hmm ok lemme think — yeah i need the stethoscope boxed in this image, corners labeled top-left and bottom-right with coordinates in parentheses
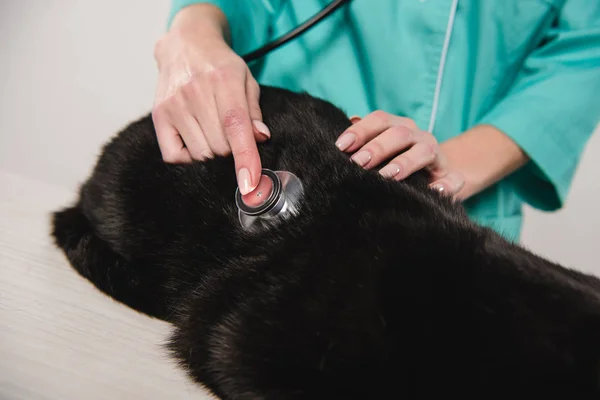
top-left (235, 0), bottom-right (352, 228)
top-left (241, 0), bottom-right (352, 63)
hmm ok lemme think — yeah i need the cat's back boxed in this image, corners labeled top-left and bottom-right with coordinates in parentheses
top-left (75, 85), bottom-right (358, 262)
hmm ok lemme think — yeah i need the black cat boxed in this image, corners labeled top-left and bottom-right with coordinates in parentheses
top-left (51, 85), bottom-right (600, 399)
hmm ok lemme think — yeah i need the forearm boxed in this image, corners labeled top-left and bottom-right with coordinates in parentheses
top-left (440, 125), bottom-right (529, 201)
top-left (167, 1), bottom-right (278, 56)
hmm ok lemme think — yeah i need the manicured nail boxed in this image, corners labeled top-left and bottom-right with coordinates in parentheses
top-left (349, 115), bottom-right (362, 124)
top-left (379, 164), bottom-right (401, 178)
top-left (351, 150), bottom-right (372, 167)
top-left (335, 133), bottom-right (356, 151)
top-left (238, 168), bottom-right (253, 195)
top-left (253, 120), bottom-right (271, 138)
top-left (431, 184), bottom-right (446, 194)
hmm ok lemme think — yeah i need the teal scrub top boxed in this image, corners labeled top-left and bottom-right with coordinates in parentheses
top-left (168, 0), bottom-right (600, 242)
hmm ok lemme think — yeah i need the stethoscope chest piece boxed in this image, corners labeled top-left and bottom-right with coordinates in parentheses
top-left (235, 169), bottom-right (304, 230)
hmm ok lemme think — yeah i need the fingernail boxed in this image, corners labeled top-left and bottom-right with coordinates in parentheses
top-left (238, 168), bottom-right (253, 195)
top-left (253, 120), bottom-right (270, 138)
top-left (349, 115), bottom-right (362, 124)
top-left (335, 133), bottom-right (356, 151)
top-left (351, 150), bottom-right (372, 167)
top-left (379, 164), bottom-right (401, 178)
top-left (430, 184), bottom-right (446, 194)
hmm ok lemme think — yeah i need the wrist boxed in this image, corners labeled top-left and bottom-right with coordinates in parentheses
top-left (439, 124), bottom-right (529, 201)
top-left (155, 4), bottom-right (232, 70)
top-left (169, 3), bottom-right (230, 44)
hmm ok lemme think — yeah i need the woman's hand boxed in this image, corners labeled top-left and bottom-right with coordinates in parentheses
top-left (152, 4), bottom-right (269, 195)
top-left (335, 111), bottom-right (465, 198)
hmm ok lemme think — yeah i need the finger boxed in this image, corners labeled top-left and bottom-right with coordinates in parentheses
top-left (335, 110), bottom-right (415, 153)
top-left (246, 77), bottom-right (270, 143)
top-left (429, 171), bottom-right (466, 198)
top-left (378, 141), bottom-right (439, 181)
top-left (152, 107), bottom-right (192, 164)
top-left (176, 115), bottom-right (213, 161)
top-left (167, 103), bottom-right (213, 161)
top-left (425, 145), bottom-right (450, 181)
top-left (349, 115), bottom-right (362, 124)
top-left (187, 83), bottom-right (231, 157)
top-left (349, 125), bottom-right (415, 169)
top-left (246, 77), bottom-right (262, 122)
top-left (214, 77), bottom-right (262, 195)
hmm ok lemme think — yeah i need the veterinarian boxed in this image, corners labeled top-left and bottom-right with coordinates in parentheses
top-left (152, 0), bottom-right (600, 242)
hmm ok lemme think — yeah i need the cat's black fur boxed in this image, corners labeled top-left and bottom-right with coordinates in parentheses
top-left (51, 85), bottom-right (600, 398)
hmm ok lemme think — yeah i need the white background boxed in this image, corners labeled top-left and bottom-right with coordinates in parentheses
top-left (1, 1), bottom-right (598, 399)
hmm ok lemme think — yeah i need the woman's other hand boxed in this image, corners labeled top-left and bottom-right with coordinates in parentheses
top-left (336, 111), bottom-right (465, 199)
top-left (152, 4), bottom-right (270, 195)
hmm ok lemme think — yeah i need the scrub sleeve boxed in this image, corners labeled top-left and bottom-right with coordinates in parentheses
top-left (478, 0), bottom-right (600, 212)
